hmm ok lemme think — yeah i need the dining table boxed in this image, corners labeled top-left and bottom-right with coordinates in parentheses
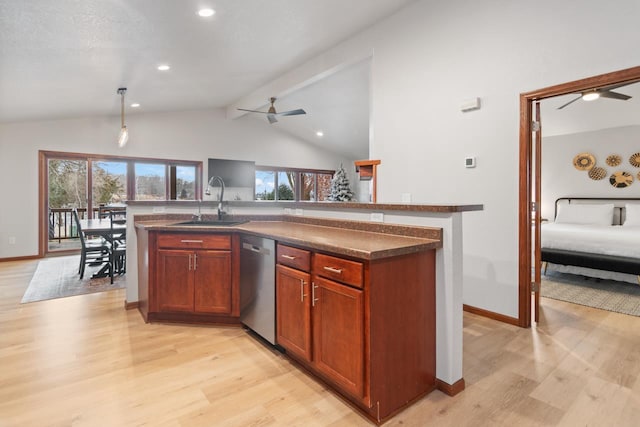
top-left (78, 218), bottom-right (127, 278)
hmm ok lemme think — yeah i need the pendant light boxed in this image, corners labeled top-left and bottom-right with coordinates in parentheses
top-left (117, 87), bottom-right (129, 147)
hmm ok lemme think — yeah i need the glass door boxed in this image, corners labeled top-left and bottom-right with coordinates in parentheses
top-left (47, 158), bottom-right (88, 251)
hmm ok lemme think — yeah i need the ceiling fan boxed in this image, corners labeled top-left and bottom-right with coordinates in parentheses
top-left (238, 97), bottom-right (306, 124)
top-left (557, 82), bottom-right (633, 110)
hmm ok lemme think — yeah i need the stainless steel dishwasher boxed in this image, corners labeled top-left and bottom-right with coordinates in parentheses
top-left (239, 235), bottom-right (276, 344)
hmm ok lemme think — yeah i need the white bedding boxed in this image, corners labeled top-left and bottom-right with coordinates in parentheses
top-left (541, 222), bottom-right (640, 284)
top-left (541, 222), bottom-right (640, 258)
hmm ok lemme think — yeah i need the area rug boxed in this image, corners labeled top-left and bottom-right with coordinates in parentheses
top-left (541, 271), bottom-right (640, 317)
top-left (21, 255), bottom-right (125, 304)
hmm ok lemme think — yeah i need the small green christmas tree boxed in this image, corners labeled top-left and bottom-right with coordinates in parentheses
top-left (328, 164), bottom-right (354, 201)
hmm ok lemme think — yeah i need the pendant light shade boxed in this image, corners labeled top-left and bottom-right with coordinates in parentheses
top-left (117, 88), bottom-right (129, 147)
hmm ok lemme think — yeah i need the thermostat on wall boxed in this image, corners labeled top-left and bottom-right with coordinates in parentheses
top-left (465, 157), bottom-right (476, 168)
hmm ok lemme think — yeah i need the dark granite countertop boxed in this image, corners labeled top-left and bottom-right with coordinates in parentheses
top-left (135, 216), bottom-right (442, 260)
top-left (127, 199), bottom-right (483, 213)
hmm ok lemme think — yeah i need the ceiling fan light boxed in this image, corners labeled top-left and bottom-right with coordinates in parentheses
top-left (198, 8), bottom-right (215, 17)
top-left (582, 92), bottom-right (600, 101)
top-left (118, 126), bottom-right (129, 147)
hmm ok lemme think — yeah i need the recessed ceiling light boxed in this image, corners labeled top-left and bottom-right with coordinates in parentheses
top-left (157, 64), bottom-right (170, 71)
top-left (316, 131), bottom-right (324, 137)
top-left (198, 8), bottom-right (215, 17)
top-left (130, 103), bottom-right (140, 108)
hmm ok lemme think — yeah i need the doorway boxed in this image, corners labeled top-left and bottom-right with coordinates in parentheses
top-left (518, 65), bottom-right (640, 327)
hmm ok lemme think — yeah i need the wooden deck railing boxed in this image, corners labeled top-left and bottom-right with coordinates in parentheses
top-left (48, 207), bottom-right (100, 243)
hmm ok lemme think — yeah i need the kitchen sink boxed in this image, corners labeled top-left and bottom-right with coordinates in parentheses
top-left (174, 220), bottom-right (248, 226)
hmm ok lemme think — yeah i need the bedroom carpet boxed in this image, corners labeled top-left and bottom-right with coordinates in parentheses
top-left (541, 271), bottom-right (640, 317)
top-left (21, 255), bottom-right (125, 304)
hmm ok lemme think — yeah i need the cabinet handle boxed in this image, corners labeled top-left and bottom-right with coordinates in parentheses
top-left (193, 252), bottom-right (198, 270)
top-left (282, 254), bottom-right (296, 260)
top-left (323, 266), bottom-right (343, 274)
top-left (181, 239), bottom-right (203, 243)
top-left (188, 254), bottom-right (192, 271)
top-left (300, 279), bottom-right (307, 302)
top-left (312, 282), bottom-right (319, 307)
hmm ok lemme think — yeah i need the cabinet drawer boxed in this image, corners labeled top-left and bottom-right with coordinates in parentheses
top-left (313, 253), bottom-right (363, 288)
top-left (157, 233), bottom-right (231, 250)
top-left (277, 244), bottom-right (311, 271)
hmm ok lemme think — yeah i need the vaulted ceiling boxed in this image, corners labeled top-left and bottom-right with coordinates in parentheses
top-left (0, 0), bottom-right (416, 158)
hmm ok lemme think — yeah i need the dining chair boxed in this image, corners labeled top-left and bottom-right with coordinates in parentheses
top-left (72, 208), bottom-right (110, 279)
top-left (109, 209), bottom-right (127, 283)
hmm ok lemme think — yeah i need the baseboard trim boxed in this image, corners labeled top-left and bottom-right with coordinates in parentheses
top-left (0, 254), bottom-right (41, 262)
top-left (435, 378), bottom-right (465, 396)
top-left (463, 304), bottom-right (520, 326)
top-left (124, 300), bottom-right (140, 310)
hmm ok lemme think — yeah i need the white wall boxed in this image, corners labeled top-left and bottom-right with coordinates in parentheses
top-left (248, 0), bottom-right (640, 317)
top-left (5, 0), bottom-right (640, 319)
top-left (0, 108), bottom-right (350, 258)
top-left (542, 126), bottom-right (640, 220)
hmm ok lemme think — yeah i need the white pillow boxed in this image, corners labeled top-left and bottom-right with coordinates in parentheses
top-left (555, 203), bottom-right (614, 225)
top-left (623, 204), bottom-right (640, 226)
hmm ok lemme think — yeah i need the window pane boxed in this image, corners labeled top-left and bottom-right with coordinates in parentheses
top-left (276, 171), bottom-right (295, 200)
top-left (317, 173), bottom-right (333, 201)
top-left (175, 165), bottom-right (196, 200)
top-left (93, 161), bottom-right (127, 207)
top-left (48, 159), bottom-right (87, 251)
top-left (255, 171), bottom-right (276, 200)
top-left (300, 173), bottom-right (315, 201)
top-left (135, 163), bottom-right (166, 200)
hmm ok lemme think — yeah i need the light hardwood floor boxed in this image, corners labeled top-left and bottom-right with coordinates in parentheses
top-left (2, 259), bottom-right (640, 426)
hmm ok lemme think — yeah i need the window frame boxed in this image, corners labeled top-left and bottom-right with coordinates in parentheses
top-left (255, 165), bottom-right (334, 202)
top-left (39, 150), bottom-right (202, 256)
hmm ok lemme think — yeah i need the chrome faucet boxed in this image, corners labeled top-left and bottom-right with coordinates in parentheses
top-left (205, 176), bottom-right (225, 220)
top-left (193, 199), bottom-right (203, 222)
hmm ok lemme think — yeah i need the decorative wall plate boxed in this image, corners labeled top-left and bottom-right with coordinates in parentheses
top-left (588, 166), bottom-right (607, 180)
top-left (638, 171), bottom-right (640, 181)
top-left (609, 171), bottom-right (634, 188)
top-left (630, 152), bottom-right (640, 168)
top-left (606, 154), bottom-right (622, 167)
top-left (573, 153), bottom-right (595, 170)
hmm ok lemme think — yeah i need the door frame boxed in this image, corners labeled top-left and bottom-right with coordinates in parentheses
top-left (518, 65), bottom-right (640, 327)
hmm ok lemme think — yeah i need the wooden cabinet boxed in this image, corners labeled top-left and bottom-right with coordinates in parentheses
top-left (276, 244), bottom-right (366, 398)
top-left (312, 275), bottom-right (364, 398)
top-left (276, 264), bottom-right (312, 362)
top-left (276, 242), bottom-right (436, 424)
top-left (141, 231), bottom-right (239, 323)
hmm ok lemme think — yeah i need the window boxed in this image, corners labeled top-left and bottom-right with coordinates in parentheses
top-left (41, 150), bottom-right (202, 254)
top-left (93, 161), bottom-right (127, 205)
top-left (135, 163), bottom-right (166, 201)
top-left (255, 166), bottom-right (334, 201)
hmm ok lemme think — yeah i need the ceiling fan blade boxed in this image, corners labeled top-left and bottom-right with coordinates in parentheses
top-left (598, 90), bottom-right (631, 101)
top-left (557, 95), bottom-right (582, 110)
top-left (267, 114), bottom-right (278, 124)
top-left (237, 108), bottom-right (268, 114)
top-left (277, 109), bottom-right (306, 116)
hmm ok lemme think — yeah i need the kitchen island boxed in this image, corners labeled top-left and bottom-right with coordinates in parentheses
top-left (135, 214), bottom-right (442, 423)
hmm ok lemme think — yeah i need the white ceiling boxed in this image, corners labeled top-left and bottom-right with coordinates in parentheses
top-left (0, 0), bottom-right (413, 158)
top-left (542, 81), bottom-right (640, 137)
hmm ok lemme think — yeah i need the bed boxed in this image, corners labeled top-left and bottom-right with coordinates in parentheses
top-left (541, 197), bottom-right (640, 284)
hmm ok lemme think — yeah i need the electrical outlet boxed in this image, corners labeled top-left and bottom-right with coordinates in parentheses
top-left (283, 208), bottom-right (292, 215)
top-left (401, 193), bottom-right (412, 203)
top-left (370, 213), bottom-right (384, 222)
top-left (295, 209), bottom-right (304, 216)
top-left (8, 236), bottom-right (16, 244)
top-left (152, 206), bottom-right (166, 213)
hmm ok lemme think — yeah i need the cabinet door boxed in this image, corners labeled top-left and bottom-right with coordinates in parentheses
top-left (276, 264), bottom-right (312, 362)
top-left (193, 250), bottom-right (232, 314)
top-left (312, 276), bottom-right (364, 398)
top-left (157, 249), bottom-right (194, 312)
